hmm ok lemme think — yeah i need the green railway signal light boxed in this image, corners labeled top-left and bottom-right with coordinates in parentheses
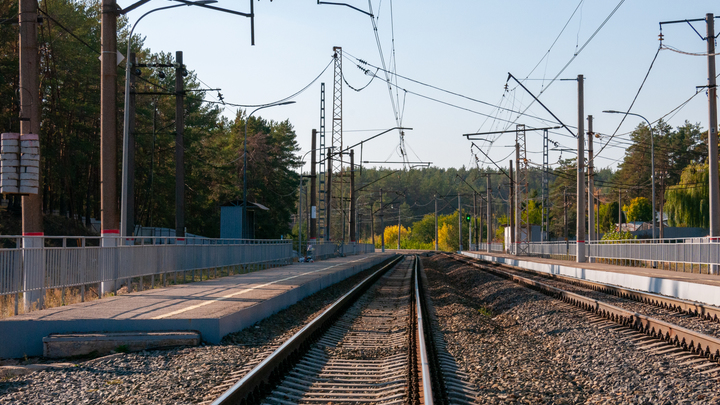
top-left (465, 215), bottom-right (471, 222)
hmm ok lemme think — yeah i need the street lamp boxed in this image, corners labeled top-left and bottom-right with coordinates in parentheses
top-left (242, 101), bottom-right (296, 238)
top-left (120, 0), bottom-right (218, 238)
top-left (298, 146), bottom-right (333, 260)
top-left (603, 110), bottom-right (656, 239)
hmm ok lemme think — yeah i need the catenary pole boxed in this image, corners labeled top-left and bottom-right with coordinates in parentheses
top-left (576, 74), bottom-right (586, 263)
top-left (458, 192), bottom-right (462, 252)
top-left (707, 13), bottom-right (719, 274)
top-left (587, 115), bottom-right (594, 244)
top-left (175, 51), bottom-right (185, 238)
top-left (19, 0), bottom-right (44, 308)
top-left (99, 0), bottom-right (118, 295)
top-left (434, 194), bottom-right (438, 251)
top-left (310, 130), bottom-right (317, 240)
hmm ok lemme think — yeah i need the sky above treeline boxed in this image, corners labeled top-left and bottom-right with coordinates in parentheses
top-left (120, 0), bottom-right (719, 173)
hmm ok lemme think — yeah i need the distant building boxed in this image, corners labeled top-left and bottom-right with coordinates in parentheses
top-left (220, 200), bottom-right (270, 239)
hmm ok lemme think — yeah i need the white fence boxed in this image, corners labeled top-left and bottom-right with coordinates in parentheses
top-left (0, 236), bottom-right (293, 300)
top-left (520, 238), bottom-right (720, 272)
top-left (588, 238), bottom-right (720, 266)
top-left (307, 240), bottom-right (375, 260)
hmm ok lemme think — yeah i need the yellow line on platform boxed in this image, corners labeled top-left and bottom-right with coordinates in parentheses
top-left (152, 257), bottom-right (368, 319)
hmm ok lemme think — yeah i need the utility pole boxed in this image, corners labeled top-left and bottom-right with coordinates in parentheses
top-left (707, 13), bottom-right (719, 274)
top-left (514, 143), bottom-right (520, 255)
top-left (310, 129), bottom-right (317, 240)
top-left (564, 188), bottom-right (568, 242)
top-left (618, 190), bottom-right (622, 232)
top-left (587, 115), bottom-right (594, 244)
top-left (458, 192), bottom-right (462, 252)
top-left (397, 198), bottom-right (401, 250)
top-left (349, 149), bottom-right (355, 242)
top-left (19, 0), bottom-right (44, 309)
top-left (473, 192), bottom-right (477, 250)
top-left (509, 160), bottom-right (514, 252)
top-left (434, 194), bottom-right (438, 251)
top-left (487, 174), bottom-right (492, 252)
top-left (576, 74), bottom-right (586, 262)
top-left (126, 53), bottom-right (136, 237)
top-left (327, 150), bottom-right (333, 240)
top-left (379, 188), bottom-right (384, 252)
top-left (100, 0), bottom-right (118, 256)
top-left (175, 51), bottom-right (185, 238)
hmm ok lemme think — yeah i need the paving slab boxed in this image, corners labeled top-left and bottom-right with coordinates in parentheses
top-left (465, 251), bottom-right (720, 307)
top-left (0, 253), bottom-right (394, 358)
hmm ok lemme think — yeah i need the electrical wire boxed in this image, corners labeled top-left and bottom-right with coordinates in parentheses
top-left (594, 45), bottom-right (662, 157)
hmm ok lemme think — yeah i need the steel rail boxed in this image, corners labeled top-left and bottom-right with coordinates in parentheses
top-left (464, 254), bottom-right (720, 322)
top-left (448, 254), bottom-right (720, 363)
top-left (414, 256), bottom-right (434, 405)
top-left (210, 254), bottom-right (403, 405)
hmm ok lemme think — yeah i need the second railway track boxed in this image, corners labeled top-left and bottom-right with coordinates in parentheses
top-left (208, 254), bottom-right (478, 404)
top-left (447, 253), bottom-right (720, 376)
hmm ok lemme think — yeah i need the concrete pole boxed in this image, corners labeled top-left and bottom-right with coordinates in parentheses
top-left (487, 175), bottom-right (492, 252)
top-left (298, 177), bottom-right (303, 257)
top-left (350, 150), bottom-right (356, 242)
top-left (564, 188), bottom-right (568, 241)
top-left (576, 74), bottom-right (586, 262)
top-left (707, 13), bottom-right (719, 274)
top-left (458, 192), bottom-right (462, 252)
top-left (175, 51), bottom-right (185, 238)
top-left (327, 151), bottom-right (333, 240)
top-left (397, 198), bottom-right (401, 250)
top-left (19, 0), bottom-right (44, 309)
top-left (618, 191), bottom-right (622, 231)
top-left (434, 194), bottom-right (438, 251)
top-left (515, 143), bottom-right (520, 255)
top-left (380, 189), bottom-right (384, 252)
top-left (310, 130), bottom-right (317, 240)
top-left (100, 0), bottom-right (118, 296)
top-left (509, 160), bottom-right (514, 252)
top-left (587, 115), bottom-right (594, 243)
top-left (473, 192), bottom-right (477, 250)
top-left (126, 53), bottom-right (136, 237)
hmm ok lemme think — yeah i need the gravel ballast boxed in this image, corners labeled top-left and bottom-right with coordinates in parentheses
top-left (0, 263), bottom-right (384, 405)
top-left (423, 254), bottom-right (720, 404)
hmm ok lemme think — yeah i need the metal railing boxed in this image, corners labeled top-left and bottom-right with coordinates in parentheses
top-left (518, 238), bottom-right (720, 273)
top-left (306, 240), bottom-right (375, 260)
top-left (0, 236), bottom-right (293, 301)
top-left (588, 238), bottom-right (720, 267)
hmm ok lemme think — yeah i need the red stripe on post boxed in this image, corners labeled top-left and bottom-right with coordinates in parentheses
top-left (102, 229), bottom-right (120, 234)
top-left (577, 240), bottom-right (585, 243)
top-left (22, 232), bottom-right (44, 236)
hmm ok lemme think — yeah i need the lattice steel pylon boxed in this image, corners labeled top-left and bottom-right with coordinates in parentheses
top-left (331, 46), bottom-right (344, 242)
top-left (516, 124), bottom-right (529, 254)
top-left (318, 83), bottom-right (327, 240)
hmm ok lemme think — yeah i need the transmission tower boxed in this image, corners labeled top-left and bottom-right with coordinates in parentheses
top-left (318, 83), bottom-right (327, 240)
top-left (516, 124), bottom-right (529, 254)
top-left (331, 46), bottom-right (345, 242)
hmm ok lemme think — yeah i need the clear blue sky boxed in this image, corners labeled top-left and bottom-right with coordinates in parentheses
top-left (120, 0), bottom-right (720, 173)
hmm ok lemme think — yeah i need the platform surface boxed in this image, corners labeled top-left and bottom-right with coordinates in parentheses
top-left (1, 253), bottom-right (394, 358)
top-left (466, 250), bottom-right (720, 307)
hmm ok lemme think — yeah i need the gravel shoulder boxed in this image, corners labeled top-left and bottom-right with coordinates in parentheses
top-left (0, 264), bottom-right (382, 405)
top-left (423, 254), bottom-right (720, 405)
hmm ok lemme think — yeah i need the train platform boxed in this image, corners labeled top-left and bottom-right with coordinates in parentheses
top-left (0, 252), bottom-right (395, 359)
top-left (464, 250), bottom-right (720, 308)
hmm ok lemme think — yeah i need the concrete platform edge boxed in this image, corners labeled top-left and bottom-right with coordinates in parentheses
top-left (0, 253), bottom-right (392, 358)
top-left (463, 252), bottom-right (720, 308)
top-left (214, 253), bottom-right (393, 342)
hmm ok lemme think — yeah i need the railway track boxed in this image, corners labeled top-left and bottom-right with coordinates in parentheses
top-left (447, 253), bottom-right (720, 376)
top-left (207, 255), bottom-right (478, 404)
